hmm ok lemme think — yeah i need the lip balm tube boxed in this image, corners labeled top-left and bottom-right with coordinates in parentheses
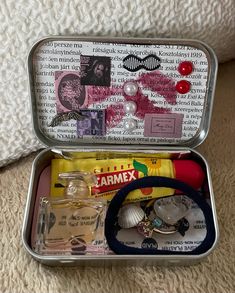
top-left (50, 158), bottom-right (205, 202)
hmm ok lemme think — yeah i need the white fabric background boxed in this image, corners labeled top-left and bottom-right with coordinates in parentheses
top-left (0, 0), bottom-right (234, 167)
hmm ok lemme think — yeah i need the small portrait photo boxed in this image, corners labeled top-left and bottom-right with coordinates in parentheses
top-left (55, 71), bottom-right (86, 111)
top-left (80, 55), bottom-right (111, 87)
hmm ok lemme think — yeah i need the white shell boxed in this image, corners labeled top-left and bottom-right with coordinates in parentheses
top-left (118, 204), bottom-right (145, 228)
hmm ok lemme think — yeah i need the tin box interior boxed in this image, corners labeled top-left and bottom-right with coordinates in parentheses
top-left (22, 37), bottom-right (219, 265)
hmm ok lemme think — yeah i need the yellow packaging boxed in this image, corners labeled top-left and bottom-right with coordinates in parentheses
top-left (51, 157), bottom-right (175, 202)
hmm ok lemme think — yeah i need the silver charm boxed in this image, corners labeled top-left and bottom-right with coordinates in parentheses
top-left (49, 110), bottom-right (87, 127)
top-left (151, 217), bottom-right (177, 234)
top-left (136, 220), bottom-right (153, 238)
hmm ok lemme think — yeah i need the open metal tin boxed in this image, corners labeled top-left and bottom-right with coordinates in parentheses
top-left (22, 36), bottom-right (219, 265)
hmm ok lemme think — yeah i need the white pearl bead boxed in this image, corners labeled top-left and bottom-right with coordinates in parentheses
top-left (123, 81), bottom-right (138, 96)
top-left (123, 118), bottom-right (137, 131)
top-left (123, 101), bottom-right (137, 114)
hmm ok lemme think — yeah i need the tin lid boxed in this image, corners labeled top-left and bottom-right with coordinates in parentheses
top-left (28, 37), bottom-right (217, 149)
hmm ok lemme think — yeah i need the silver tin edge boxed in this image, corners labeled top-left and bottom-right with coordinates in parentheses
top-left (189, 148), bottom-right (219, 256)
top-left (27, 36), bottom-right (218, 149)
top-left (190, 41), bottom-right (218, 147)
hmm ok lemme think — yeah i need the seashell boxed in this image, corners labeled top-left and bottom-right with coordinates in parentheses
top-left (118, 204), bottom-right (145, 229)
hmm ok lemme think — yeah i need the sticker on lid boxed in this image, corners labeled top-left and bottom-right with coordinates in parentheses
top-left (144, 113), bottom-right (183, 138)
top-left (55, 71), bottom-right (87, 112)
top-left (80, 55), bottom-right (111, 86)
top-left (77, 109), bottom-right (106, 137)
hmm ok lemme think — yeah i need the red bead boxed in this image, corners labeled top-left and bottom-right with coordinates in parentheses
top-left (178, 61), bottom-right (193, 76)
top-left (176, 80), bottom-right (191, 94)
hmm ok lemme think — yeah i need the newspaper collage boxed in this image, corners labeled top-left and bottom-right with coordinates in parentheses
top-left (33, 40), bottom-right (209, 145)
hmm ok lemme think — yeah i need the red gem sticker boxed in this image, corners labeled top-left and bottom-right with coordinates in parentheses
top-left (176, 80), bottom-right (191, 94)
top-left (178, 61), bottom-right (193, 76)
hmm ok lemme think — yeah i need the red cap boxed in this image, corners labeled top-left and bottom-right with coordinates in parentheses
top-left (173, 160), bottom-right (205, 190)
